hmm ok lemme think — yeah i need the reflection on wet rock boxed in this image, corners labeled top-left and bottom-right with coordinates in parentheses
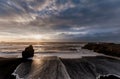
top-left (12, 56), bottom-right (120, 79)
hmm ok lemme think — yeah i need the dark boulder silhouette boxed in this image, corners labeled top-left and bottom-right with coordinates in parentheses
top-left (99, 75), bottom-right (120, 79)
top-left (22, 45), bottom-right (34, 59)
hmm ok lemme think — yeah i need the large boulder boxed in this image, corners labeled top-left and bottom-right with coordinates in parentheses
top-left (22, 45), bottom-right (34, 59)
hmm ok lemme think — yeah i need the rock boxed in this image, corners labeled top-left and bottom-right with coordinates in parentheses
top-left (82, 43), bottom-right (120, 57)
top-left (99, 75), bottom-right (120, 79)
top-left (22, 45), bottom-right (34, 59)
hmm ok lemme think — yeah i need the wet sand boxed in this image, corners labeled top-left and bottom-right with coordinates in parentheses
top-left (0, 56), bottom-right (120, 79)
top-left (0, 58), bottom-right (22, 79)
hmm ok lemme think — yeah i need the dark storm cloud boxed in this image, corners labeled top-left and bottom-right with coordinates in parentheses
top-left (0, 0), bottom-right (120, 42)
top-left (56, 0), bottom-right (120, 24)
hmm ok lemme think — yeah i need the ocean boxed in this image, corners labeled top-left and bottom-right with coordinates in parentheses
top-left (0, 42), bottom-right (99, 58)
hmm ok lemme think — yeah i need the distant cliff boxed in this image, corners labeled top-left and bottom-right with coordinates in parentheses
top-left (82, 43), bottom-right (120, 57)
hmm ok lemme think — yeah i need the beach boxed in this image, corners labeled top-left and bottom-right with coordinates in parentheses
top-left (0, 56), bottom-right (120, 79)
top-left (0, 42), bottom-right (120, 79)
top-left (0, 58), bottom-right (22, 79)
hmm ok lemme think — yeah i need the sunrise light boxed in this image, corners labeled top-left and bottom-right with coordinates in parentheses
top-left (32, 35), bottom-right (43, 40)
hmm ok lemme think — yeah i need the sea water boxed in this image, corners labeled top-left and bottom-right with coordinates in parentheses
top-left (0, 42), bottom-right (100, 58)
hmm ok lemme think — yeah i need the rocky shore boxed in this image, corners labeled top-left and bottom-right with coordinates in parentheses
top-left (0, 45), bottom-right (120, 79)
top-left (0, 56), bottom-right (120, 79)
top-left (82, 43), bottom-right (120, 57)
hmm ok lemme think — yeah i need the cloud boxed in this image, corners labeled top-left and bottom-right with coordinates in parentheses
top-left (0, 0), bottom-right (120, 42)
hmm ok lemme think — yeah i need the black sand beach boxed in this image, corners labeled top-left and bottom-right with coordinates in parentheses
top-left (0, 56), bottom-right (120, 79)
top-left (0, 58), bottom-right (22, 79)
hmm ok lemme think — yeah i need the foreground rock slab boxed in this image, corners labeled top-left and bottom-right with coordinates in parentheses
top-left (13, 57), bottom-right (70, 79)
top-left (12, 56), bottom-right (120, 79)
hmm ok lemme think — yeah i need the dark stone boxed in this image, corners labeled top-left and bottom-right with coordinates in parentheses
top-left (99, 75), bottom-right (120, 79)
top-left (82, 43), bottom-right (120, 57)
top-left (22, 45), bottom-right (34, 59)
top-left (8, 75), bottom-right (16, 79)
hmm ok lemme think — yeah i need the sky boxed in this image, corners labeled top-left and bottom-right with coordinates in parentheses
top-left (0, 0), bottom-right (120, 42)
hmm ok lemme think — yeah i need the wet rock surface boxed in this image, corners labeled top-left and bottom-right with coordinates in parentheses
top-left (13, 57), bottom-right (71, 79)
top-left (12, 56), bottom-right (120, 79)
top-left (22, 45), bottom-right (34, 59)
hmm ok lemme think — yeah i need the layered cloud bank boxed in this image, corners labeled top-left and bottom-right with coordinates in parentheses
top-left (0, 0), bottom-right (120, 42)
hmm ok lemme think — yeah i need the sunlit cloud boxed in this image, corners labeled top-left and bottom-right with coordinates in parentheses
top-left (0, 0), bottom-right (120, 42)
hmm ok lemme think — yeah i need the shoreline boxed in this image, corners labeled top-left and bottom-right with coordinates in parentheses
top-left (82, 43), bottom-right (120, 57)
top-left (0, 55), bottom-right (120, 79)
